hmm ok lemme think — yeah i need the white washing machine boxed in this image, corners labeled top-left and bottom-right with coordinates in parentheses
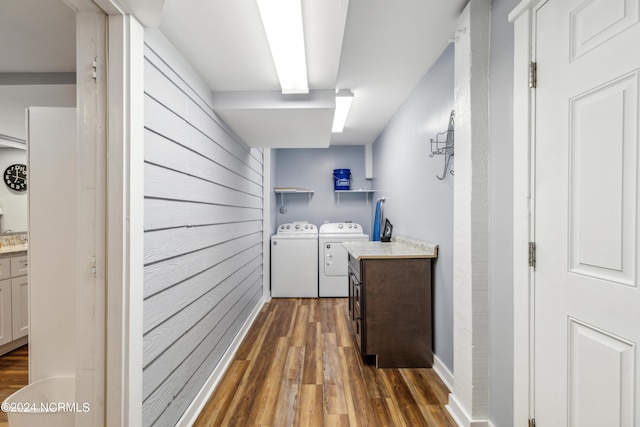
top-left (271, 221), bottom-right (318, 298)
top-left (318, 222), bottom-right (369, 297)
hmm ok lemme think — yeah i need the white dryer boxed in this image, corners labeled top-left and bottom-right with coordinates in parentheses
top-left (318, 222), bottom-right (369, 297)
top-left (271, 221), bottom-right (318, 298)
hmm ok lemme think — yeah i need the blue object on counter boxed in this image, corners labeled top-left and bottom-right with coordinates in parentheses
top-left (372, 199), bottom-right (381, 241)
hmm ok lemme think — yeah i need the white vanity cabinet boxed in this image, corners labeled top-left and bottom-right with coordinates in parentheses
top-left (11, 256), bottom-right (28, 339)
top-left (0, 253), bottom-right (29, 352)
top-left (0, 258), bottom-right (13, 346)
top-left (0, 278), bottom-right (11, 346)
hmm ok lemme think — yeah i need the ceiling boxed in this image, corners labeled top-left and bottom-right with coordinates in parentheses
top-left (0, 0), bottom-right (467, 148)
top-left (0, 0), bottom-right (76, 73)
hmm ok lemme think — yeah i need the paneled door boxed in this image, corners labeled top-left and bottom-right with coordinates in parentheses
top-left (534, 0), bottom-right (640, 425)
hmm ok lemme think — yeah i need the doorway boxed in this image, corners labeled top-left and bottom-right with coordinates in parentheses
top-left (0, 0), bottom-right (110, 425)
top-left (0, 0), bottom-right (77, 374)
top-left (0, 1), bottom-right (77, 423)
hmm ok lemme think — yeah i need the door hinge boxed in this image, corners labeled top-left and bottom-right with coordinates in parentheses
top-left (529, 61), bottom-right (537, 88)
top-left (528, 242), bottom-right (536, 268)
top-left (529, 418), bottom-right (536, 427)
top-left (92, 57), bottom-right (98, 81)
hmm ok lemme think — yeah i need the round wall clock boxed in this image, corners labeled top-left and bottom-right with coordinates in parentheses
top-left (4, 164), bottom-right (27, 192)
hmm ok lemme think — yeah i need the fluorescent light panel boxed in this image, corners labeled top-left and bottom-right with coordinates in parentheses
top-left (256, 0), bottom-right (309, 94)
top-left (332, 89), bottom-right (354, 133)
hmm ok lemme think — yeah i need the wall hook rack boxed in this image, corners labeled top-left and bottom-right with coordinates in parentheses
top-left (429, 110), bottom-right (455, 180)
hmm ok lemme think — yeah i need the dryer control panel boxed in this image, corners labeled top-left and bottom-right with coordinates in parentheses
top-left (319, 222), bottom-right (363, 234)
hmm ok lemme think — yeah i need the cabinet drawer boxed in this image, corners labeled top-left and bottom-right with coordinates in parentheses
top-left (348, 255), bottom-right (360, 278)
top-left (348, 263), bottom-right (361, 321)
top-left (354, 318), bottom-right (363, 352)
top-left (11, 256), bottom-right (28, 277)
top-left (0, 258), bottom-right (10, 280)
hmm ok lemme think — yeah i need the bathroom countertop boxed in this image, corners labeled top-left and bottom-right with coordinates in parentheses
top-left (342, 235), bottom-right (438, 260)
top-left (0, 244), bottom-right (28, 257)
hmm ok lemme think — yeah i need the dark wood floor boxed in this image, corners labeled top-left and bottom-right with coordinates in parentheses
top-left (0, 345), bottom-right (28, 426)
top-left (0, 301), bottom-right (456, 426)
top-left (195, 298), bottom-right (456, 427)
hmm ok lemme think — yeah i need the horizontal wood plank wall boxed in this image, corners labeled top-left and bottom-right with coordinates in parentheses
top-left (143, 29), bottom-right (265, 426)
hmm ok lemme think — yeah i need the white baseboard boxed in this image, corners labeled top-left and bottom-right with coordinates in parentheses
top-left (176, 296), bottom-right (269, 426)
top-left (432, 354), bottom-right (454, 392)
top-left (446, 392), bottom-right (492, 427)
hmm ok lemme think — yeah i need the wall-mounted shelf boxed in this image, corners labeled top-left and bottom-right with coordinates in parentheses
top-left (274, 188), bottom-right (314, 213)
top-left (275, 187), bottom-right (314, 194)
top-left (334, 189), bottom-right (375, 206)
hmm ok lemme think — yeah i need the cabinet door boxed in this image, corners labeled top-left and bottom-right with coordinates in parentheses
top-left (11, 276), bottom-right (28, 339)
top-left (348, 270), bottom-right (356, 320)
top-left (348, 266), bottom-right (364, 352)
top-left (0, 279), bottom-right (12, 346)
top-left (10, 255), bottom-right (28, 277)
top-left (0, 258), bottom-right (10, 281)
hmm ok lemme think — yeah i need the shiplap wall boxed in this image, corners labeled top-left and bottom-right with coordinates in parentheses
top-left (142, 29), bottom-right (265, 426)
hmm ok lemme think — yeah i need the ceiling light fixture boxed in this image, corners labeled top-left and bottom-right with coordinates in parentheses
top-left (332, 89), bottom-right (354, 133)
top-left (256, 0), bottom-right (309, 94)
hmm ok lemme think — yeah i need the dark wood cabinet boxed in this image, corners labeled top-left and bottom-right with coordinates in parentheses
top-left (348, 254), bottom-right (433, 368)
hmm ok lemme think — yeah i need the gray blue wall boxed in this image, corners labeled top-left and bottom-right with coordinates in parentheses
top-left (488, 0), bottom-right (518, 425)
top-left (142, 30), bottom-right (264, 426)
top-left (274, 146), bottom-right (374, 236)
top-left (371, 43), bottom-right (455, 371)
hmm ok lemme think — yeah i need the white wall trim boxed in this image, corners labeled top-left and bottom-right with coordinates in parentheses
top-left (509, 1), bottom-right (545, 425)
top-left (104, 8), bottom-right (145, 427)
top-left (432, 354), bottom-right (454, 392)
top-left (176, 296), bottom-right (269, 426)
top-left (73, 11), bottom-right (108, 426)
top-left (63, 0), bottom-right (103, 12)
top-left (446, 394), bottom-right (491, 427)
top-left (0, 134), bottom-right (26, 149)
top-left (449, 0), bottom-right (491, 422)
top-left (263, 148), bottom-right (272, 299)
top-left (117, 0), bottom-right (166, 27)
top-left (508, 0), bottom-right (539, 23)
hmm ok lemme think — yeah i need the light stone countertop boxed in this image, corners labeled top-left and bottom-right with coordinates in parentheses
top-left (0, 244), bottom-right (28, 257)
top-left (0, 233), bottom-right (28, 257)
top-left (342, 235), bottom-right (438, 260)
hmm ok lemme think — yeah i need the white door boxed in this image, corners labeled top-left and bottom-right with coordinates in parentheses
top-left (323, 241), bottom-right (348, 276)
top-left (271, 237), bottom-right (318, 298)
top-left (535, 0), bottom-right (640, 425)
top-left (27, 107), bottom-right (78, 381)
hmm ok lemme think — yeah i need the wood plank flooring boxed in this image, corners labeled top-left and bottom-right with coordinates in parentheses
top-left (0, 345), bottom-right (28, 427)
top-left (195, 298), bottom-right (456, 427)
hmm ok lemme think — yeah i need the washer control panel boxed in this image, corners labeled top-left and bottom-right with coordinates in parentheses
top-left (277, 221), bottom-right (317, 234)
